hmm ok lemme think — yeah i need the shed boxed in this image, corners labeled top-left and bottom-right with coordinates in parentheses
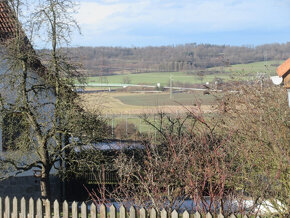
top-left (276, 58), bottom-right (290, 88)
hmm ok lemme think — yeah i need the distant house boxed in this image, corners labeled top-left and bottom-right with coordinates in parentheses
top-left (0, 1), bottom-right (62, 199)
top-left (277, 58), bottom-right (290, 88)
top-left (277, 58), bottom-right (290, 107)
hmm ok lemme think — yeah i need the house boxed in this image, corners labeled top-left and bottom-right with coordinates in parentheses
top-left (276, 58), bottom-right (290, 107)
top-left (0, 1), bottom-right (62, 199)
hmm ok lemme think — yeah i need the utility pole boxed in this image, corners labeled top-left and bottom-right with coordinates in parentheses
top-left (170, 74), bottom-right (173, 99)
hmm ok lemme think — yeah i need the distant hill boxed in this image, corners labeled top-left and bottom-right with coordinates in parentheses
top-left (38, 42), bottom-right (290, 76)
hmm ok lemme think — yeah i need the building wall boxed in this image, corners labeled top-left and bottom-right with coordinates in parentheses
top-left (0, 175), bottom-right (62, 200)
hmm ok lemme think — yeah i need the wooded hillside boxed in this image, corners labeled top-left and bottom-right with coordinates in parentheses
top-left (39, 42), bottom-right (290, 76)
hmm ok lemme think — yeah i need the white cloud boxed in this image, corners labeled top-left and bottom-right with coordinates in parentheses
top-left (72, 0), bottom-right (290, 46)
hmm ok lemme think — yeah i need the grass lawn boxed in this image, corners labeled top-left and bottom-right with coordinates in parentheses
top-left (79, 60), bottom-right (283, 87)
top-left (115, 92), bottom-right (220, 106)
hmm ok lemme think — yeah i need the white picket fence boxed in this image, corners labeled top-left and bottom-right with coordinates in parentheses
top-left (0, 196), bottom-right (260, 218)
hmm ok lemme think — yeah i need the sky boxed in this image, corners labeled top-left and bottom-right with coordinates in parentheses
top-left (69, 0), bottom-right (290, 47)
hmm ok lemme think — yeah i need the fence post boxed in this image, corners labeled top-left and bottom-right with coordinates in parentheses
top-left (72, 201), bottom-right (78, 218)
top-left (90, 203), bottom-right (97, 218)
top-left (150, 208), bottom-right (157, 218)
top-left (4, 196), bottom-right (10, 218)
top-left (100, 204), bottom-right (106, 218)
top-left (183, 210), bottom-right (189, 218)
top-left (171, 210), bottom-right (178, 218)
top-left (53, 200), bottom-right (59, 218)
top-left (81, 202), bottom-right (87, 218)
top-left (20, 198), bottom-right (26, 218)
top-left (28, 198), bottom-right (34, 218)
top-left (217, 213), bottom-right (224, 218)
top-left (12, 197), bottom-right (17, 218)
top-left (205, 212), bottom-right (212, 218)
top-left (194, 211), bottom-right (201, 218)
top-left (36, 199), bottom-right (42, 218)
top-left (45, 200), bottom-right (51, 218)
top-left (129, 206), bottom-right (135, 218)
top-left (120, 205), bottom-right (126, 218)
top-left (229, 214), bottom-right (236, 218)
top-left (0, 197), bottom-right (2, 218)
top-left (109, 205), bottom-right (116, 218)
top-left (140, 208), bottom-right (146, 218)
top-left (63, 201), bottom-right (68, 218)
top-left (160, 209), bottom-right (167, 218)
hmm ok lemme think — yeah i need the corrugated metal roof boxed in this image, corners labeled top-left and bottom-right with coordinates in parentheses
top-left (277, 58), bottom-right (290, 77)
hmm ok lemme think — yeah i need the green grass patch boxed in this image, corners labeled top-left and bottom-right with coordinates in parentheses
top-left (115, 92), bottom-right (219, 106)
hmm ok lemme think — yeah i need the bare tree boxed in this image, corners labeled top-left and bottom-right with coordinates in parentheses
top-left (0, 0), bottom-right (107, 199)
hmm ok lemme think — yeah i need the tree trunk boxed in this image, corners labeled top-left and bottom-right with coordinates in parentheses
top-left (40, 166), bottom-right (51, 200)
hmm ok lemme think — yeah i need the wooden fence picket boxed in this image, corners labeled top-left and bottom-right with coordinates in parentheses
top-left (160, 209), bottom-right (167, 218)
top-left (62, 201), bottom-right (68, 218)
top-left (0, 197), bottom-right (2, 218)
top-left (20, 198), bottom-right (26, 218)
top-left (194, 211), bottom-right (201, 218)
top-left (100, 204), bottom-right (106, 218)
top-left (36, 199), bottom-right (42, 218)
top-left (150, 208), bottom-right (157, 218)
top-left (53, 200), bottom-right (59, 218)
top-left (81, 202), bottom-right (87, 218)
top-left (129, 206), bottom-right (135, 218)
top-left (90, 203), bottom-right (97, 218)
top-left (5, 196), bottom-right (10, 218)
top-left (120, 205), bottom-right (126, 218)
top-left (71, 201), bottom-right (78, 218)
top-left (217, 212), bottom-right (224, 218)
top-left (205, 212), bottom-right (212, 218)
top-left (229, 214), bottom-right (236, 218)
top-left (44, 200), bottom-right (51, 218)
top-left (109, 205), bottom-right (116, 218)
top-left (12, 197), bottom-right (17, 218)
top-left (139, 208), bottom-right (146, 218)
top-left (171, 210), bottom-right (178, 218)
top-left (182, 210), bottom-right (189, 218)
top-left (28, 198), bottom-right (34, 218)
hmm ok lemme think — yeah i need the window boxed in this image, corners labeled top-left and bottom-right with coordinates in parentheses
top-left (2, 112), bottom-right (29, 151)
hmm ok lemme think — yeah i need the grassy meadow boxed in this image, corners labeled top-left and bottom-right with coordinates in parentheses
top-left (79, 60), bottom-right (283, 86)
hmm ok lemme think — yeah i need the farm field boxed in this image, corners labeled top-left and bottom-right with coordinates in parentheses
top-left (78, 60), bottom-right (283, 87)
top-left (80, 91), bottom-right (217, 115)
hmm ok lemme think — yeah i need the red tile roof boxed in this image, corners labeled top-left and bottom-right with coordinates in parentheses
top-left (0, 1), bottom-right (16, 40)
top-left (277, 58), bottom-right (290, 77)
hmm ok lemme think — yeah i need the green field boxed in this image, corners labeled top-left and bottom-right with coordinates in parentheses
top-left (115, 92), bottom-right (219, 106)
top-left (79, 60), bottom-right (283, 86)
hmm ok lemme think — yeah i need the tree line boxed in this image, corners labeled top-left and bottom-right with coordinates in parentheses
top-left (42, 43), bottom-right (290, 76)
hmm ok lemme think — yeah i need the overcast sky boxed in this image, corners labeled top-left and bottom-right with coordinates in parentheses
top-left (70, 0), bottom-right (290, 47)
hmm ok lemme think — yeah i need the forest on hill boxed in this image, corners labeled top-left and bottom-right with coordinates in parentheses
top-left (39, 42), bottom-right (290, 76)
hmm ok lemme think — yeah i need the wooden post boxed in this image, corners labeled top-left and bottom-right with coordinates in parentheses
top-left (20, 198), bottom-right (26, 218)
top-left (5, 196), bottom-right (10, 218)
top-left (139, 208), bottom-right (146, 218)
top-left (171, 210), bottom-right (178, 218)
top-left (72, 202), bottom-right (78, 218)
top-left (45, 200), bottom-right (51, 218)
top-left (0, 197), bottom-right (2, 218)
top-left (28, 198), bottom-right (34, 218)
top-left (36, 198), bottom-right (43, 218)
top-left (62, 201), bottom-right (68, 218)
top-left (53, 200), bottom-right (59, 218)
top-left (120, 205), bottom-right (126, 218)
top-left (81, 202), bottom-right (87, 218)
top-left (150, 208), bottom-right (156, 218)
top-left (109, 205), bottom-right (116, 218)
top-left (183, 210), bottom-right (189, 218)
top-left (36, 199), bottom-right (43, 218)
top-left (12, 197), bottom-right (17, 218)
top-left (194, 211), bottom-right (201, 218)
top-left (205, 212), bottom-right (212, 218)
top-left (129, 206), bottom-right (136, 218)
top-left (217, 213), bottom-right (224, 218)
top-left (100, 204), bottom-right (107, 218)
top-left (90, 203), bottom-right (97, 218)
top-left (160, 209), bottom-right (167, 218)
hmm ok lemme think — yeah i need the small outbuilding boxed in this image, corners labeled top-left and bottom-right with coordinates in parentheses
top-left (276, 58), bottom-right (290, 107)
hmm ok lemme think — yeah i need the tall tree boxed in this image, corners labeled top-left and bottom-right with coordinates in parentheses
top-left (0, 0), bottom-right (107, 199)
